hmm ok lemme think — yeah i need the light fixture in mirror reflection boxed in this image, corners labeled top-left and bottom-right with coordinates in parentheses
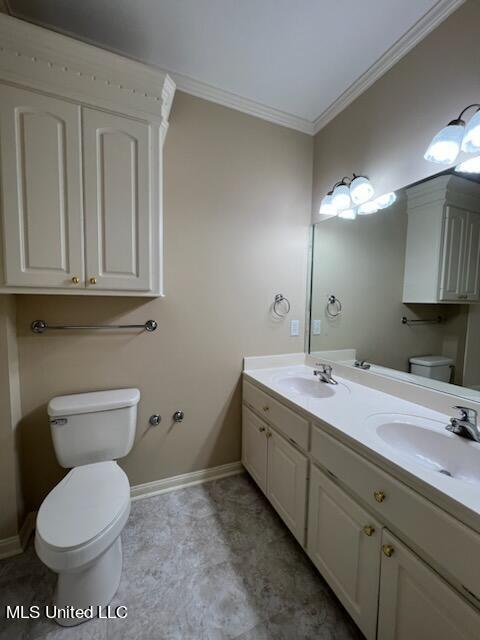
top-left (309, 166), bottom-right (480, 403)
top-left (319, 174), bottom-right (396, 221)
top-left (424, 103), bottom-right (480, 165)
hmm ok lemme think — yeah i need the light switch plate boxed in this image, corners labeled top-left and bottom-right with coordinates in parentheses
top-left (290, 319), bottom-right (300, 337)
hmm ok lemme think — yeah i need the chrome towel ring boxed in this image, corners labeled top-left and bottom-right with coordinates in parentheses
top-left (272, 294), bottom-right (291, 319)
top-left (326, 294), bottom-right (342, 318)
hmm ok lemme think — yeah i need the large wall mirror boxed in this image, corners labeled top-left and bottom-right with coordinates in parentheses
top-left (308, 168), bottom-right (480, 402)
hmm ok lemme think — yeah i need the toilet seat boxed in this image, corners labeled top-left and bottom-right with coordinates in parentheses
top-left (35, 461), bottom-right (130, 572)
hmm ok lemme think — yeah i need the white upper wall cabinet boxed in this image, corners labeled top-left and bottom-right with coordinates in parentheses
top-left (0, 14), bottom-right (175, 296)
top-left (403, 176), bottom-right (480, 304)
top-left (0, 85), bottom-right (84, 288)
top-left (83, 108), bottom-right (153, 291)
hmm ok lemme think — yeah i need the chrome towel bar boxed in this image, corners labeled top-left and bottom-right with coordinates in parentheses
top-left (31, 319), bottom-right (157, 334)
top-left (401, 316), bottom-right (443, 326)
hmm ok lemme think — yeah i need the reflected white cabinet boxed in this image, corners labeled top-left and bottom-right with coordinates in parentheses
top-left (83, 108), bottom-right (153, 291)
top-left (378, 530), bottom-right (479, 640)
top-left (307, 464), bottom-right (381, 640)
top-left (403, 175), bottom-right (480, 303)
top-left (0, 85), bottom-right (84, 288)
top-left (0, 16), bottom-right (175, 295)
top-left (242, 406), bottom-right (308, 544)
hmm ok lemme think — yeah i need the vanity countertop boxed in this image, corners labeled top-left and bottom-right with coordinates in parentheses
top-left (244, 363), bottom-right (480, 533)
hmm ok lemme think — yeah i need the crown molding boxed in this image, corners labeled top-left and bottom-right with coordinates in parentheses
top-left (312, 0), bottom-right (465, 134)
top-left (6, 0), bottom-right (464, 137)
top-left (169, 70), bottom-right (314, 134)
top-left (0, 13), bottom-right (175, 127)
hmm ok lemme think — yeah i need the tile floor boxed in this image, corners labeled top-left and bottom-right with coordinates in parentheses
top-left (0, 473), bottom-right (363, 640)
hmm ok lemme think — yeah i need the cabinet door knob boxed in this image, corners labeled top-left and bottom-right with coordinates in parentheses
top-left (259, 426), bottom-right (266, 433)
top-left (71, 276), bottom-right (80, 284)
top-left (263, 405), bottom-right (269, 412)
top-left (374, 490), bottom-right (386, 503)
top-left (382, 544), bottom-right (395, 558)
top-left (89, 277), bottom-right (97, 285)
top-left (363, 525), bottom-right (375, 537)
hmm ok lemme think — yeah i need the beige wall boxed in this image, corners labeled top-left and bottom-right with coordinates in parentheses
top-left (312, 0), bottom-right (480, 223)
top-left (310, 195), bottom-right (468, 380)
top-left (0, 296), bottom-right (23, 539)
top-left (14, 91), bottom-right (313, 512)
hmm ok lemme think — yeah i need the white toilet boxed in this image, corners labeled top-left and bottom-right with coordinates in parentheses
top-left (35, 388), bottom-right (140, 626)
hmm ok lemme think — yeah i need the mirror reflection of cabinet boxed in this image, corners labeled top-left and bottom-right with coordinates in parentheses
top-left (403, 176), bottom-right (480, 304)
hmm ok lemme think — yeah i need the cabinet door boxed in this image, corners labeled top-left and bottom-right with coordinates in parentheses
top-left (378, 530), bottom-right (479, 640)
top-left (267, 428), bottom-right (307, 544)
top-left (82, 108), bottom-right (152, 291)
top-left (439, 206), bottom-right (467, 301)
top-left (242, 407), bottom-right (268, 494)
top-left (0, 84), bottom-right (84, 288)
top-left (307, 464), bottom-right (381, 640)
top-left (462, 212), bottom-right (480, 301)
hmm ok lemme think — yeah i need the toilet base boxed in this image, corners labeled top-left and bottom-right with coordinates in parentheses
top-left (53, 537), bottom-right (123, 627)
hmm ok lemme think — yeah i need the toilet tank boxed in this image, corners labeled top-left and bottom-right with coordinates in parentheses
top-left (409, 356), bottom-right (453, 383)
top-left (48, 388), bottom-right (140, 468)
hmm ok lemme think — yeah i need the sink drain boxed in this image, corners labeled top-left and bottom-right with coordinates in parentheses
top-left (439, 469), bottom-right (453, 477)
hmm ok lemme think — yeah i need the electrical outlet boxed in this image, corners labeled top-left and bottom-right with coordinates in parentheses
top-left (290, 319), bottom-right (300, 337)
top-left (312, 319), bottom-right (321, 335)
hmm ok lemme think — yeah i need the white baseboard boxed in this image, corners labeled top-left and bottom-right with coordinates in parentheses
top-left (130, 461), bottom-right (244, 502)
top-left (0, 511), bottom-right (36, 559)
top-left (0, 464), bottom-right (244, 558)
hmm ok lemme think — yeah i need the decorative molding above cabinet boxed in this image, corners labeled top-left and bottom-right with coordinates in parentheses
top-left (403, 175), bottom-right (480, 304)
top-left (0, 14), bottom-right (175, 296)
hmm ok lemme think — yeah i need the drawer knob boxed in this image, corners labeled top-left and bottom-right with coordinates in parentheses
top-left (374, 490), bottom-right (386, 503)
top-left (71, 276), bottom-right (80, 284)
top-left (263, 405), bottom-right (269, 412)
top-left (382, 544), bottom-right (395, 558)
top-left (89, 277), bottom-right (97, 285)
top-left (363, 525), bottom-right (375, 537)
top-left (259, 426), bottom-right (266, 433)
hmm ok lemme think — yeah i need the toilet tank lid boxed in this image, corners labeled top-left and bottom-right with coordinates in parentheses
top-left (409, 356), bottom-right (453, 367)
top-left (48, 388), bottom-right (140, 417)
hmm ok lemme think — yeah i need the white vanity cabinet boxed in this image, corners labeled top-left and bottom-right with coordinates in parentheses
top-left (0, 15), bottom-right (175, 296)
top-left (403, 175), bottom-right (480, 303)
top-left (307, 464), bottom-right (381, 640)
top-left (378, 530), bottom-right (479, 640)
top-left (242, 376), bottom-right (480, 639)
top-left (242, 384), bottom-right (308, 545)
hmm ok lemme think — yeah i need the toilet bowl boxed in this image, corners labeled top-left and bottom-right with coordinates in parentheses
top-left (35, 388), bottom-right (140, 626)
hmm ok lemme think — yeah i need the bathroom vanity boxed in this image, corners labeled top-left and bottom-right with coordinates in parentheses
top-left (242, 357), bottom-right (480, 640)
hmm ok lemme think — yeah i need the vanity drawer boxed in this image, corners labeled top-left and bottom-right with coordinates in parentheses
top-left (243, 380), bottom-right (309, 450)
top-left (311, 423), bottom-right (480, 601)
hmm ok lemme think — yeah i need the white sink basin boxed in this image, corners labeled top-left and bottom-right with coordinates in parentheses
top-left (274, 374), bottom-right (349, 398)
top-left (365, 413), bottom-right (480, 486)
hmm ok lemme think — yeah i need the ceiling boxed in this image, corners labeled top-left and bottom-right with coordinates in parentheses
top-left (6, 0), bottom-right (463, 134)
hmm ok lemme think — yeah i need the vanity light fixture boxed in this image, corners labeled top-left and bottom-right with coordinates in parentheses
top-left (424, 104), bottom-right (480, 164)
top-left (319, 192), bottom-right (338, 216)
top-left (320, 173), bottom-right (392, 221)
top-left (350, 175), bottom-right (375, 205)
top-left (455, 155), bottom-right (480, 173)
top-left (358, 200), bottom-right (379, 215)
top-left (338, 208), bottom-right (357, 220)
top-left (375, 192), bottom-right (397, 209)
top-left (331, 180), bottom-right (351, 210)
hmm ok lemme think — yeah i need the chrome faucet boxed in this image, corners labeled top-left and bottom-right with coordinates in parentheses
top-left (313, 363), bottom-right (338, 385)
top-left (354, 360), bottom-right (371, 370)
top-left (446, 406), bottom-right (480, 442)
